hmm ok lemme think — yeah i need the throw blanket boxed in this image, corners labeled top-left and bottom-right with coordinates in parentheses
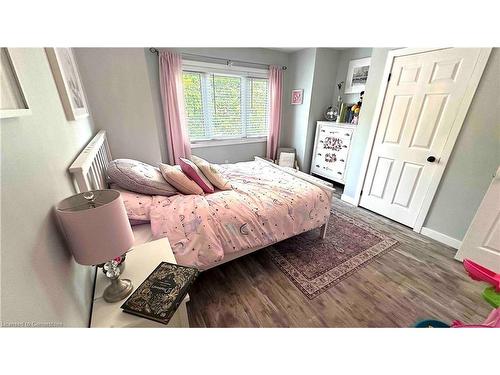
top-left (150, 160), bottom-right (332, 268)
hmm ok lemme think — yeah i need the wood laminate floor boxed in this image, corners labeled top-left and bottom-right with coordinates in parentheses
top-left (187, 198), bottom-right (490, 327)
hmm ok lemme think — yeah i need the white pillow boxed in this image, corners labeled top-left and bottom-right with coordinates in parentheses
top-left (278, 152), bottom-right (295, 168)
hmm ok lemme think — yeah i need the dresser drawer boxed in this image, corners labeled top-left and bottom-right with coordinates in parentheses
top-left (318, 134), bottom-right (351, 152)
top-left (313, 148), bottom-right (348, 179)
top-left (319, 126), bottom-right (353, 141)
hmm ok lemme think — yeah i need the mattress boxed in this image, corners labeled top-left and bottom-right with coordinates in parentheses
top-left (149, 159), bottom-right (332, 269)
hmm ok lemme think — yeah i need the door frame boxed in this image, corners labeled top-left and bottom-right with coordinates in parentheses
top-left (352, 47), bottom-right (492, 233)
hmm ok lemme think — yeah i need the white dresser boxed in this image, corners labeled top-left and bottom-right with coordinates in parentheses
top-left (310, 121), bottom-right (356, 184)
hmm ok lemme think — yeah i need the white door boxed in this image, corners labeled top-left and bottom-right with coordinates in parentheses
top-left (360, 48), bottom-right (484, 227)
top-left (455, 167), bottom-right (500, 273)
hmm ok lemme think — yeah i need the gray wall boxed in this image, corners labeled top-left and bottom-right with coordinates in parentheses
top-left (75, 48), bottom-right (290, 165)
top-left (281, 48), bottom-right (342, 172)
top-left (305, 48), bottom-right (341, 172)
top-left (342, 48), bottom-right (393, 199)
top-left (280, 49), bottom-right (317, 169)
top-left (74, 48), bottom-right (164, 166)
top-left (333, 48), bottom-right (373, 105)
top-left (423, 48), bottom-right (500, 240)
top-left (342, 48), bottom-right (500, 242)
top-left (1, 48), bottom-right (96, 327)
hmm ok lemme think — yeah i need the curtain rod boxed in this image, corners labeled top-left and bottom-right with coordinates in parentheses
top-left (149, 48), bottom-right (287, 70)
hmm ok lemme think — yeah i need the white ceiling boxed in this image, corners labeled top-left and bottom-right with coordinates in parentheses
top-left (265, 47), bottom-right (347, 53)
top-left (265, 48), bottom-right (305, 53)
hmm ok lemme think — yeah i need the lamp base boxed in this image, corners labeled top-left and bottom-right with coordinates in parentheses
top-left (103, 277), bottom-right (133, 303)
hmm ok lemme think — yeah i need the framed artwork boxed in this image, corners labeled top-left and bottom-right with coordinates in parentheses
top-left (0, 48), bottom-right (31, 119)
top-left (291, 89), bottom-right (303, 105)
top-left (46, 48), bottom-right (89, 121)
top-left (345, 57), bottom-right (371, 94)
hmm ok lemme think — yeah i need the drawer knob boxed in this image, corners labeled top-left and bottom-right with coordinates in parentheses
top-left (337, 172), bottom-right (342, 175)
top-left (316, 164), bottom-right (320, 167)
top-left (340, 159), bottom-right (345, 162)
top-left (345, 133), bottom-right (350, 136)
top-left (342, 145), bottom-right (347, 148)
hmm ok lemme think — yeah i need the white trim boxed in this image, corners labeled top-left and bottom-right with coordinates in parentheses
top-left (0, 48), bottom-right (31, 119)
top-left (420, 227), bottom-right (462, 250)
top-left (352, 48), bottom-right (492, 233)
top-left (191, 136), bottom-right (267, 149)
top-left (340, 193), bottom-right (357, 206)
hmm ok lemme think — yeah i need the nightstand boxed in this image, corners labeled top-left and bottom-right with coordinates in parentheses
top-left (90, 238), bottom-right (190, 328)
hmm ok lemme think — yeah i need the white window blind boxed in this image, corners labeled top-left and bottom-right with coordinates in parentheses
top-left (182, 63), bottom-right (269, 142)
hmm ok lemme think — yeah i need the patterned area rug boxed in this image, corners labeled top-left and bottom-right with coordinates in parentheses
top-left (268, 210), bottom-right (398, 299)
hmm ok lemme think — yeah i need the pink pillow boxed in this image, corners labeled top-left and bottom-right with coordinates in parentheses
top-left (159, 163), bottom-right (203, 195)
top-left (179, 158), bottom-right (214, 193)
top-left (190, 155), bottom-right (232, 191)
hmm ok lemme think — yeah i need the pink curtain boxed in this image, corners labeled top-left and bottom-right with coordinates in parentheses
top-left (266, 65), bottom-right (283, 160)
top-left (159, 50), bottom-right (191, 164)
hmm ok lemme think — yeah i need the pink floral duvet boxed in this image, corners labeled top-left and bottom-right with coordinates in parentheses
top-left (149, 160), bottom-right (332, 269)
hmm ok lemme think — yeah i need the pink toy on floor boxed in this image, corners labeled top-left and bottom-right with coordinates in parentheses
top-left (451, 308), bottom-right (500, 328)
top-left (463, 259), bottom-right (500, 292)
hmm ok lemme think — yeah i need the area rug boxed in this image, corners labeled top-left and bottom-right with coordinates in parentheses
top-left (268, 210), bottom-right (398, 299)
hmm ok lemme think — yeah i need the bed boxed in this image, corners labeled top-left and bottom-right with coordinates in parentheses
top-left (69, 130), bottom-right (334, 270)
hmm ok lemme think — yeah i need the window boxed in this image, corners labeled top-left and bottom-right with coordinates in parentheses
top-left (182, 65), bottom-right (269, 143)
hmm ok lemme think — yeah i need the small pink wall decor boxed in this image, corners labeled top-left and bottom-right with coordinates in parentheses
top-left (291, 89), bottom-right (303, 105)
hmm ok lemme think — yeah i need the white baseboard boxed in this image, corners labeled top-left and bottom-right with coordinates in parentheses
top-left (420, 227), bottom-right (462, 249)
top-left (340, 193), bottom-right (358, 206)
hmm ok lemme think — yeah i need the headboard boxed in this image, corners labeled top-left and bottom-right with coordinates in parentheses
top-left (69, 130), bottom-right (112, 193)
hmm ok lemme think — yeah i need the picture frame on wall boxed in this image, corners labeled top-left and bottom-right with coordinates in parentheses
top-left (344, 57), bottom-right (371, 94)
top-left (45, 48), bottom-right (89, 121)
top-left (291, 89), bottom-right (304, 105)
top-left (0, 48), bottom-right (31, 119)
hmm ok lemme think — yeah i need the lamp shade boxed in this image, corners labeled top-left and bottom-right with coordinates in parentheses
top-left (55, 190), bottom-right (134, 266)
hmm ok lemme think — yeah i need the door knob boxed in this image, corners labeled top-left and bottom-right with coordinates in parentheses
top-left (427, 156), bottom-right (436, 163)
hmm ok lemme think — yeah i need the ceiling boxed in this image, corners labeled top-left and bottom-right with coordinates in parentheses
top-left (265, 47), bottom-right (347, 53)
top-left (265, 48), bottom-right (305, 53)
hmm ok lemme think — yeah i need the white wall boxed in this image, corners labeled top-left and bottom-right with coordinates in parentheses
top-left (75, 48), bottom-right (290, 165)
top-left (342, 47), bottom-right (500, 243)
top-left (1, 48), bottom-right (96, 327)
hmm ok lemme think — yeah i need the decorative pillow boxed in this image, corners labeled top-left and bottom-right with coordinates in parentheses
top-left (110, 184), bottom-right (152, 224)
top-left (107, 159), bottom-right (177, 196)
top-left (159, 163), bottom-right (203, 195)
top-left (189, 155), bottom-right (232, 191)
top-left (179, 157), bottom-right (214, 193)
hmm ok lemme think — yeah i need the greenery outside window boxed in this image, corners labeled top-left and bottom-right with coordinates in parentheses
top-left (182, 65), bottom-right (269, 143)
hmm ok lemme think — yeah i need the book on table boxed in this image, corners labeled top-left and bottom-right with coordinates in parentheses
top-left (121, 262), bottom-right (199, 325)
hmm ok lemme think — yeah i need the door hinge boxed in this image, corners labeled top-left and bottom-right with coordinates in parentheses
top-left (387, 73), bottom-right (392, 82)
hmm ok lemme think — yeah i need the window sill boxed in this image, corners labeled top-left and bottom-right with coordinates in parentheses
top-left (190, 137), bottom-right (267, 149)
